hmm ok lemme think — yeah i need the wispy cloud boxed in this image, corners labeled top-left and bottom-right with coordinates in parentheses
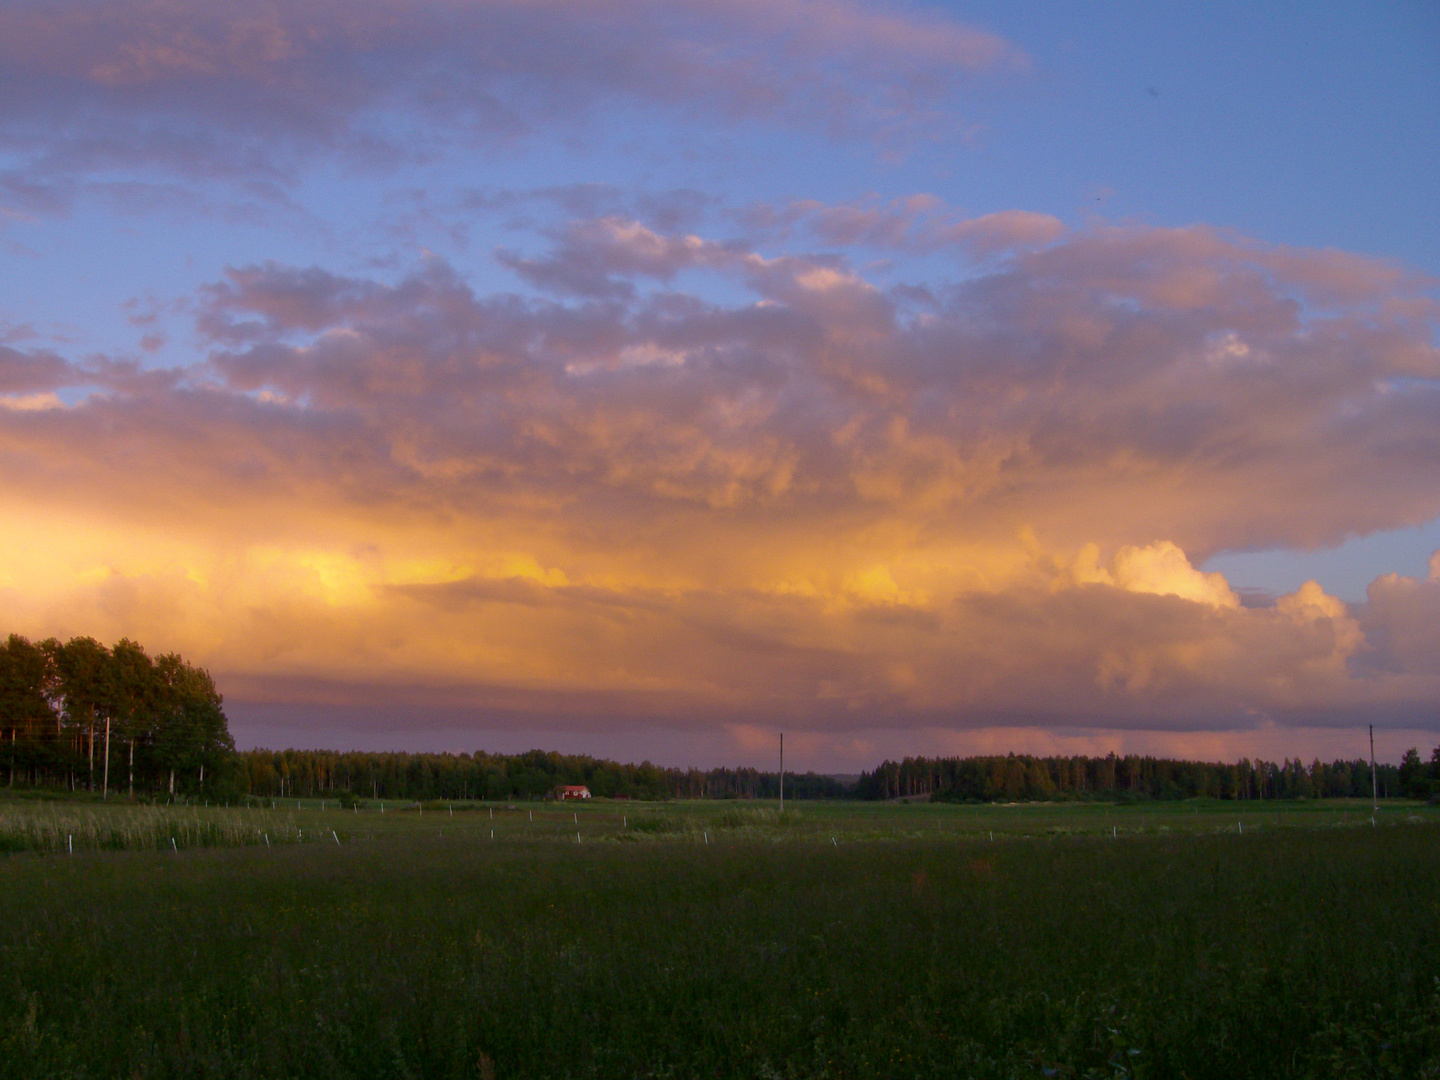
top-left (0, 0), bottom-right (1024, 210)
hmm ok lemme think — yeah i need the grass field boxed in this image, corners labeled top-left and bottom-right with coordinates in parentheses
top-left (2, 796), bottom-right (1438, 1078)
top-left (3, 793), bottom-right (1422, 853)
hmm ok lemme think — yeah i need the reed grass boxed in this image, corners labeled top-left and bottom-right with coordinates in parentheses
top-left (0, 802), bottom-right (316, 853)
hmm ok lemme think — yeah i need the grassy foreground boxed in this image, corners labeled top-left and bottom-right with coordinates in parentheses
top-left (2, 793), bottom-right (1418, 853)
top-left (2, 799), bottom-right (1438, 1079)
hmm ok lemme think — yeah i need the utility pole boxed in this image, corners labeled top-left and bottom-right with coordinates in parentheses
top-left (779, 732), bottom-right (784, 814)
top-left (1370, 724), bottom-right (1378, 811)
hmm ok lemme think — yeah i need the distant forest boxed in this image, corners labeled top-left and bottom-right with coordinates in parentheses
top-left (239, 745), bottom-right (1437, 803)
top-left (857, 750), bottom-right (1438, 803)
top-left (238, 748), bottom-right (848, 802)
top-left (5, 632), bottom-right (1438, 803)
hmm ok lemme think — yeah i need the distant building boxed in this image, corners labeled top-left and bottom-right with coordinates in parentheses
top-left (554, 785), bottom-right (591, 800)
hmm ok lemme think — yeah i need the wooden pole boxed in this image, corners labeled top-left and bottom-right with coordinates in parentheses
top-left (778, 733), bottom-right (785, 811)
top-left (1370, 724), bottom-right (1378, 811)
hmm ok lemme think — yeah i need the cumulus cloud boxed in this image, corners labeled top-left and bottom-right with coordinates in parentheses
top-left (1072, 541), bottom-right (1239, 609)
top-left (0, 344), bottom-right (76, 394)
top-left (497, 217), bottom-right (743, 299)
top-left (1356, 554), bottom-right (1440, 680)
top-left (1, 215), bottom-right (1437, 743)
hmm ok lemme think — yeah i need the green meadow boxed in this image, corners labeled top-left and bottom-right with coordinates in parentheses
top-left (2, 797), bottom-right (1438, 1079)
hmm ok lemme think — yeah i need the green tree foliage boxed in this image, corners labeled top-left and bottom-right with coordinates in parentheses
top-left (0, 634), bottom-right (233, 797)
top-left (235, 746), bottom-right (852, 802)
top-left (0, 634), bottom-right (55, 787)
top-left (1398, 746), bottom-right (1436, 799)
top-left (857, 751), bottom-right (1410, 803)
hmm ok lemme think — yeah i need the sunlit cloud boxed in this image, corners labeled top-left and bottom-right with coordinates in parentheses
top-left (0, 391), bottom-right (64, 411)
top-left (1, 213), bottom-right (1436, 757)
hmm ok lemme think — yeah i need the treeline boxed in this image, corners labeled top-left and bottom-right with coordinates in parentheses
top-left (238, 747), bottom-right (850, 802)
top-left (236, 746), bottom-right (1440, 804)
top-left (857, 750), bottom-right (1440, 803)
top-left (7, 628), bottom-right (1438, 806)
top-left (0, 634), bottom-right (233, 797)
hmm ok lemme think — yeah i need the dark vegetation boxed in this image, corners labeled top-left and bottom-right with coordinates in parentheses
top-left (2, 814), bottom-right (1438, 1079)
top-left (860, 748), bottom-right (1440, 802)
top-left (0, 634), bottom-right (232, 797)
top-left (238, 746), bottom-right (850, 802)
top-left (235, 744), bottom-right (1437, 804)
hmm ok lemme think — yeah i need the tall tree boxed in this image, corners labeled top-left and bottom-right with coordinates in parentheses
top-left (153, 654), bottom-right (232, 795)
top-left (111, 639), bottom-right (158, 798)
top-left (0, 635), bottom-right (56, 786)
top-left (52, 637), bottom-right (114, 792)
top-left (1398, 747), bottom-right (1429, 799)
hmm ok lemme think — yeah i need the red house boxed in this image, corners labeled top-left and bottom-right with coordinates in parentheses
top-left (554, 785), bottom-right (591, 800)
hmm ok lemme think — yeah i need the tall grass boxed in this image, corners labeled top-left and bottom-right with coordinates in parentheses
top-left (1, 809), bottom-right (1437, 1078)
top-left (624, 805), bottom-right (807, 838)
top-left (0, 803), bottom-right (316, 853)
top-left (0, 795), bottom-right (1418, 854)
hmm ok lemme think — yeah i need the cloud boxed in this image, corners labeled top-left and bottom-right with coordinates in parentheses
top-left (0, 0), bottom-right (1024, 203)
top-left (0, 391), bottom-right (65, 412)
top-left (1072, 541), bottom-right (1239, 609)
top-left (497, 217), bottom-right (743, 299)
top-left (1356, 554), bottom-right (1440, 680)
top-left (736, 198), bottom-right (1066, 258)
top-left (940, 210), bottom-right (1067, 257)
top-left (1, 216), bottom-right (1437, 746)
top-left (0, 344), bottom-right (78, 394)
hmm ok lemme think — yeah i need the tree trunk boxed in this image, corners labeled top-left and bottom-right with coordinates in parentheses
top-left (128, 739), bottom-right (134, 797)
top-left (102, 716), bottom-right (111, 800)
top-left (88, 722), bottom-right (95, 791)
top-left (169, 768), bottom-right (175, 796)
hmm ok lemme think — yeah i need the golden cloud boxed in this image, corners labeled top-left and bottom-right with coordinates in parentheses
top-left (1, 219), bottom-right (1437, 747)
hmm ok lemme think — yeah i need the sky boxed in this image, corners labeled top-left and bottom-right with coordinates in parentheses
top-left (1, 0), bottom-right (1437, 771)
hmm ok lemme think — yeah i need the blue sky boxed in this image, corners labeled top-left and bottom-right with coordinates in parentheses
top-left (1, 0), bottom-right (1437, 766)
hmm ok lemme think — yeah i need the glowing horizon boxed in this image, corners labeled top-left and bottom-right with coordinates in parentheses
top-left (1, 1), bottom-right (1437, 771)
